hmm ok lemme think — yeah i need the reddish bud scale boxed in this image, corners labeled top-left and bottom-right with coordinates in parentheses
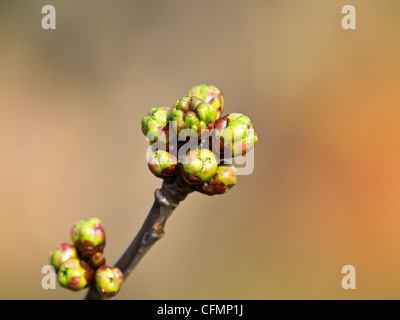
top-left (180, 163), bottom-right (203, 184)
top-left (74, 239), bottom-right (105, 260)
top-left (198, 165), bottom-right (237, 195)
top-left (212, 116), bottom-right (229, 156)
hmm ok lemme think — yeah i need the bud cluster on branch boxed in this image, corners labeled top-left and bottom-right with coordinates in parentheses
top-left (50, 218), bottom-right (123, 297)
top-left (142, 84), bottom-right (258, 195)
top-left (49, 84), bottom-right (258, 300)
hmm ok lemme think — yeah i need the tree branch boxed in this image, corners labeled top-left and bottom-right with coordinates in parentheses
top-left (84, 174), bottom-right (194, 300)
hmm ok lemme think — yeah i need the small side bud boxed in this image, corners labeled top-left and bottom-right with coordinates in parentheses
top-left (180, 149), bottom-right (218, 184)
top-left (141, 107), bottom-right (171, 145)
top-left (197, 165), bottom-right (237, 195)
top-left (213, 113), bottom-right (258, 157)
top-left (89, 252), bottom-right (106, 270)
top-left (50, 243), bottom-right (78, 272)
top-left (95, 265), bottom-right (124, 298)
top-left (148, 150), bottom-right (177, 178)
top-left (57, 258), bottom-right (94, 291)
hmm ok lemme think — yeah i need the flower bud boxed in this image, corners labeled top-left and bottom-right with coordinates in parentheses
top-left (180, 149), bottom-right (218, 184)
top-left (141, 107), bottom-right (171, 145)
top-left (71, 217), bottom-right (106, 259)
top-left (213, 113), bottom-right (258, 157)
top-left (95, 265), bottom-right (124, 298)
top-left (198, 165), bottom-right (237, 195)
top-left (89, 252), bottom-right (106, 270)
top-left (187, 84), bottom-right (224, 119)
top-left (172, 97), bottom-right (217, 138)
top-left (58, 258), bottom-right (94, 291)
top-left (148, 150), bottom-right (177, 178)
top-left (50, 243), bottom-right (79, 272)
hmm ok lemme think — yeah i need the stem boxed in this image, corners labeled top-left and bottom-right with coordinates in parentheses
top-left (84, 174), bottom-right (194, 300)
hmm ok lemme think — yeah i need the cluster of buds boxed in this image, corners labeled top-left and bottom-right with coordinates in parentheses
top-left (142, 84), bottom-right (258, 194)
top-left (50, 218), bottom-right (123, 297)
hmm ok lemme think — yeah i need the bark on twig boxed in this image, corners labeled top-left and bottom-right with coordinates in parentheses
top-left (84, 174), bottom-right (193, 300)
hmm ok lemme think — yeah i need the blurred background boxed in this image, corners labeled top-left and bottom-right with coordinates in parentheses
top-left (1, 0), bottom-right (400, 299)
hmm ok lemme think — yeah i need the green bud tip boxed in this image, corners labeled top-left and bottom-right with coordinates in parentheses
top-left (95, 265), bottom-right (124, 298)
top-left (172, 97), bottom-right (217, 138)
top-left (57, 258), bottom-right (94, 291)
top-left (187, 84), bottom-right (224, 119)
top-left (180, 149), bottom-right (218, 184)
top-left (50, 243), bottom-right (78, 272)
top-left (71, 217), bottom-right (106, 259)
top-left (141, 107), bottom-right (171, 144)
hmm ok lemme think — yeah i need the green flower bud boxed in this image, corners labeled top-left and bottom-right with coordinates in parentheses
top-left (50, 243), bottom-right (79, 272)
top-left (58, 258), bottom-right (94, 291)
top-left (141, 107), bottom-right (171, 144)
top-left (188, 84), bottom-right (224, 119)
top-left (89, 252), bottom-right (106, 270)
top-left (71, 217), bottom-right (106, 259)
top-left (148, 150), bottom-right (177, 178)
top-left (172, 97), bottom-right (217, 138)
top-left (95, 265), bottom-right (124, 298)
top-left (213, 113), bottom-right (258, 157)
top-left (198, 165), bottom-right (237, 195)
top-left (180, 149), bottom-right (218, 184)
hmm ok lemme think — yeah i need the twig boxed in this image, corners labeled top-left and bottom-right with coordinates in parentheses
top-left (84, 173), bottom-right (194, 300)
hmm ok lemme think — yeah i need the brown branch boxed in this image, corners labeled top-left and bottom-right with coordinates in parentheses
top-left (84, 174), bottom-right (194, 300)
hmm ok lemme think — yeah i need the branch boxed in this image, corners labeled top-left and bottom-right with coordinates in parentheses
top-left (84, 174), bottom-right (194, 300)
